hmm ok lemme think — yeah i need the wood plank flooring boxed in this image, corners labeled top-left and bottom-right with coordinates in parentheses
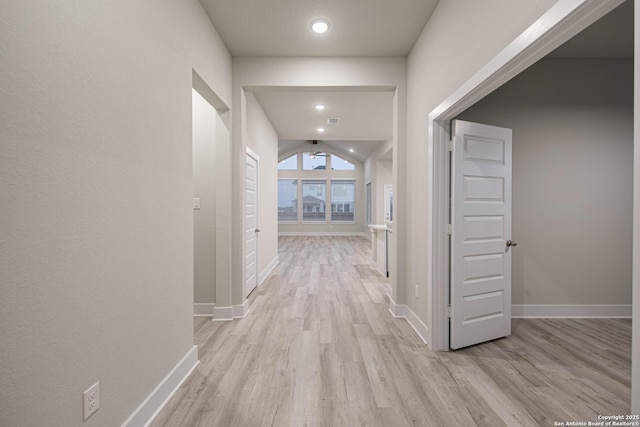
top-left (151, 236), bottom-right (631, 427)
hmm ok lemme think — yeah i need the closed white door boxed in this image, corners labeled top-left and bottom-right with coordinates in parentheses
top-left (450, 120), bottom-right (513, 350)
top-left (245, 151), bottom-right (258, 298)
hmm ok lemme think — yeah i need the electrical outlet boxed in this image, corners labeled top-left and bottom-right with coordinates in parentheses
top-left (83, 382), bottom-right (100, 421)
top-left (415, 284), bottom-right (419, 299)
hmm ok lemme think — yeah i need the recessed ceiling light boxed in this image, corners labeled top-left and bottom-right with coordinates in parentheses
top-left (311, 19), bottom-right (329, 34)
top-left (349, 148), bottom-right (354, 153)
top-left (317, 128), bottom-right (325, 133)
top-left (315, 104), bottom-right (325, 111)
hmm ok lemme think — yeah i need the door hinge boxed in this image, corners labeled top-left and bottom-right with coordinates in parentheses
top-left (447, 306), bottom-right (453, 318)
top-left (447, 224), bottom-right (453, 235)
top-left (447, 140), bottom-right (454, 152)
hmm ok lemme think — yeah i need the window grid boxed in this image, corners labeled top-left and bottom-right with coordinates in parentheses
top-left (278, 153), bottom-right (298, 170)
top-left (278, 151), bottom-right (358, 224)
top-left (302, 180), bottom-right (327, 222)
top-left (302, 152), bottom-right (326, 170)
top-left (331, 180), bottom-right (355, 223)
top-left (331, 154), bottom-right (355, 170)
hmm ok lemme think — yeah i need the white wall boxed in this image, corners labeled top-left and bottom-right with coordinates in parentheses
top-left (0, 1), bottom-right (232, 426)
top-left (406, 0), bottom-right (561, 327)
top-left (458, 57), bottom-right (633, 307)
top-left (376, 161), bottom-right (393, 223)
top-left (278, 142), bottom-right (366, 235)
top-left (363, 140), bottom-right (393, 226)
top-left (245, 93), bottom-right (280, 284)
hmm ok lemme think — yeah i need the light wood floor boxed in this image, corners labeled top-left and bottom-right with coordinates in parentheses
top-left (152, 236), bottom-right (631, 427)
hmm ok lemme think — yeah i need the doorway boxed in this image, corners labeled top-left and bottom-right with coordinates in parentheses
top-left (427, 0), bottom-right (632, 351)
top-left (192, 88), bottom-right (217, 316)
top-left (192, 70), bottom-right (233, 319)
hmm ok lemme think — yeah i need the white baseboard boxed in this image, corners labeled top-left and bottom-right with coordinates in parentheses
top-left (387, 294), bottom-right (428, 345)
top-left (369, 265), bottom-right (385, 277)
top-left (212, 300), bottom-right (250, 321)
top-left (122, 345), bottom-right (199, 427)
top-left (404, 306), bottom-right (429, 345)
top-left (212, 306), bottom-right (233, 321)
top-left (193, 303), bottom-right (215, 317)
top-left (387, 294), bottom-right (406, 318)
top-left (233, 300), bottom-right (250, 318)
top-left (259, 256), bottom-right (279, 286)
top-left (512, 304), bottom-right (632, 318)
top-left (278, 232), bottom-right (368, 237)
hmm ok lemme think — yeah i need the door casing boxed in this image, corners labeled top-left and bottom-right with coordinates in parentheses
top-left (426, 0), bottom-right (626, 351)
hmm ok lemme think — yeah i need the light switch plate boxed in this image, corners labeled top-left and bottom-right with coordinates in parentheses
top-left (193, 198), bottom-right (201, 210)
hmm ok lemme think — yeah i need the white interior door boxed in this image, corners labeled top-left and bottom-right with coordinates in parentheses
top-left (450, 120), bottom-right (513, 350)
top-left (245, 151), bottom-right (258, 298)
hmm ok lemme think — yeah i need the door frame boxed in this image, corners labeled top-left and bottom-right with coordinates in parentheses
top-left (426, 0), bottom-right (626, 351)
top-left (245, 147), bottom-right (260, 299)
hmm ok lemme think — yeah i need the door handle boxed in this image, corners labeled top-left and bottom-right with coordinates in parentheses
top-left (506, 240), bottom-right (517, 247)
top-left (255, 229), bottom-right (261, 233)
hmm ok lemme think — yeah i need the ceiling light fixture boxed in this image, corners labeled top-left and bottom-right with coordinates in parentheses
top-left (315, 104), bottom-right (325, 111)
top-left (349, 148), bottom-right (354, 153)
top-left (311, 18), bottom-right (330, 34)
top-left (317, 127), bottom-right (325, 133)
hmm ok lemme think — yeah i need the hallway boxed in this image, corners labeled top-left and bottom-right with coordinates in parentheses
top-left (152, 237), bottom-right (631, 426)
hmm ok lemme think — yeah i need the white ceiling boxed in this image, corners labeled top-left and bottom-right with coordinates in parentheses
top-left (199, 0), bottom-right (429, 162)
top-left (199, 0), bottom-right (440, 57)
top-left (254, 88), bottom-right (393, 162)
top-left (253, 89), bottom-right (393, 141)
top-left (200, 0), bottom-right (632, 164)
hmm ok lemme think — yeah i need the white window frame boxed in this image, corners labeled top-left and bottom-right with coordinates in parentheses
top-left (301, 179), bottom-right (328, 223)
top-left (277, 178), bottom-right (299, 223)
top-left (330, 179), bottom-right (356, 224)
top-left (278, 153), bottom-right (299, 171)
top-left (302, 151), bottom-right (327, 171)
top-left (330, 153), bottom-right (356, 171)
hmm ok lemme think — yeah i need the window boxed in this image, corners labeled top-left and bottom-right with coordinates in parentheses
top-left (331, 154), bottom-right (355, 170)
top-left (302, 180), bottom-right (326, 222)
top-left (278, 179), bottom-right (298, 222)
top-left (303, 152), bottom-right (326, 170)
top-left (278, 149), bottom-right (359, 224)
top-left (278, 153), bottom-right (297, 170)
top-left (331, 180), bottom-right (355, 222)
